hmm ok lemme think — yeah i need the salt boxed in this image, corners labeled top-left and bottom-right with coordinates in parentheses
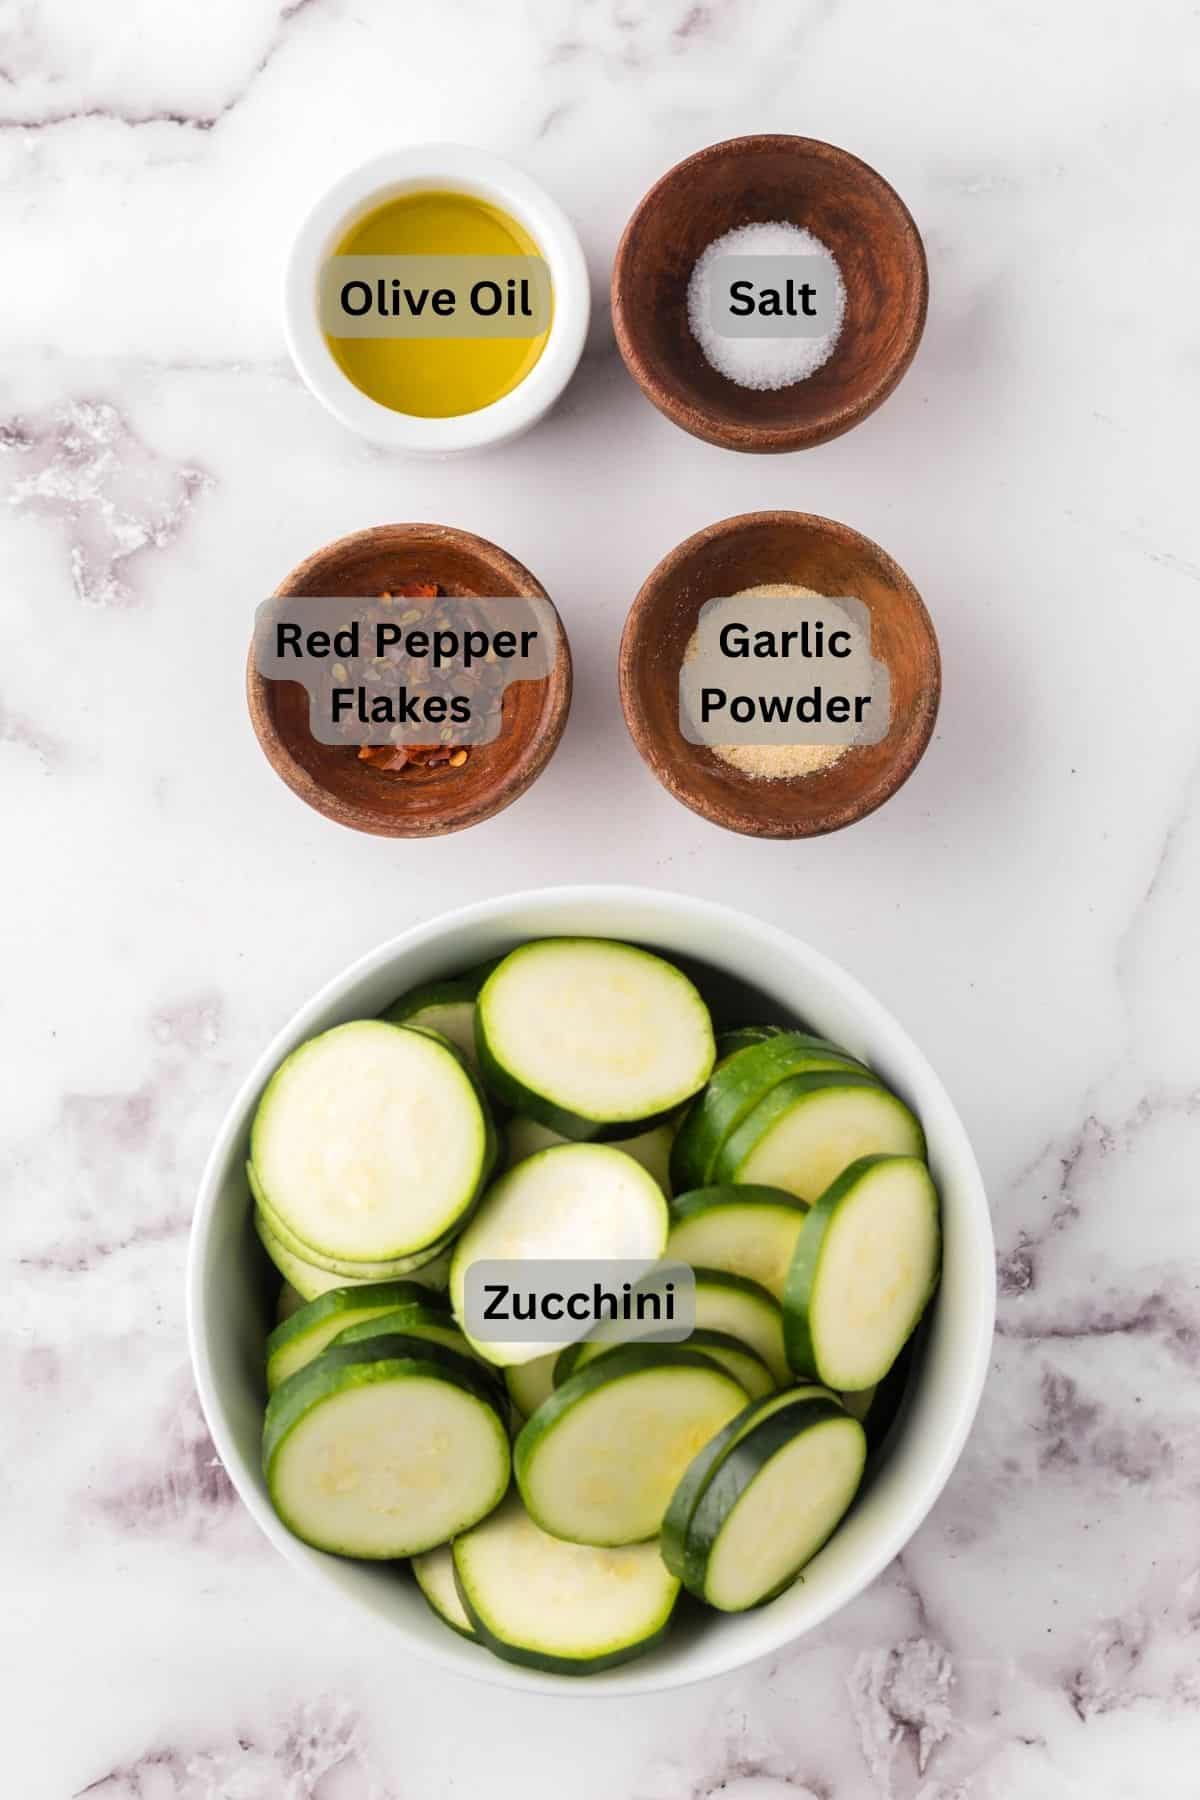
top-left (687, 221), bottom-right (846, 391)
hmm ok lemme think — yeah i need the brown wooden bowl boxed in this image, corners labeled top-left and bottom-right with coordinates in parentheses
top-left (619, 512), bottom-right (939, 838)
top-left (247, 523), bottom-right (572, 837)
top-left (612, 135), bottom-right (927, 453)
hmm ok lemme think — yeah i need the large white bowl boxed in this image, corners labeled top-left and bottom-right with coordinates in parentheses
top-left (187, 885), bottom-right (994, 1695)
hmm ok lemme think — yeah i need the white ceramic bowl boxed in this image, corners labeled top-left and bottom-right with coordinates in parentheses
top-left (283, 145), bottom-right (590, 453)
top-left (187, 886), bottom-right (994, 1695)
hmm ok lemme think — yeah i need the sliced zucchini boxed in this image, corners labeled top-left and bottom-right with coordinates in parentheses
top-left (405, 1246), bottom-right (453, 1294)
top-left (412, 1543), bottom-right (477, 1640)
top-left (665, 1187), bottom-right (809, 1301)
top-left (671, 1030), bottom-right (870, 1192)
top-left (505, 1351), bottom-right (558, 1421)
top-left (256, 1208), bottom-right (369, 1301)
top-left (840, 1384), bottom-right (878, 1422)
top-left (262, 1338), bottom-right (509, 1558)
top-left (382, 959), bottom-right (497, 1067)
top-left (691, 1267), bottom-right (789, 1385)
top-left (250, 1164), bottom-right (457, 1281)
top-left (250, 1019), bottom-right (496, 1264)
top-left (714, 1071), bottom-right (924, 1201)
top-left (714, 1025), bottom-right (787, 1062)
top-left (453, 1495), bottom-right (679, 1674)
top-left (680, 1400), bottom-right (866, 1610)
top-left (449, 1143), bottom-right (669, 1367)
top-left (330, 1313), bottom-right (496, 1390)
top-left (555, 1328), bottom-right (773, 1400)
top-left (476, 939), bottom-right (715, 1139)
top-left (505, 1114), bottom-right (674, 1194)
top-left (266, 1279), bottom-right (450, 1391)
top-left (783, 1155), bottom-right (940, 1389)
top-left (661, 1385), bottom-right (838, 1580)
top-left (514, 1343), bottom-right (748, 1546)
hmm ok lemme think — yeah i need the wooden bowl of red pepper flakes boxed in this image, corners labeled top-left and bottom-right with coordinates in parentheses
top-left (248, 523), bottom-right (572, 837)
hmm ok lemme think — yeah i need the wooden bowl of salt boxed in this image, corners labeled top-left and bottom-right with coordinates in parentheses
top-left (618, 511), bottom-right (939, 839)
top-left (612, 135), bottom-right (927, 453)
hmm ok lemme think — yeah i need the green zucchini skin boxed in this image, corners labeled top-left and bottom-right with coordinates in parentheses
top-left (262, 1338), bottom-right (510, 1557)
top-left (455, 1582), bottom-right (676, 1677)
top-left (782, 1155), bottom-right (940, 1387)
top-left (553, 1328), bottom-right (773, 1399)
top-left (713, 1025), bottom-right (788, 1059)
top-left (712, 1070), bottom-right (887, 1185)
top-left (255, 1208), bottom-right (364, 1301)
top-left (474, 939), bottom-right (715, 1141)
top-left (265, 1280), bottom-right (452, 1391)
top-left (660, 1386), bottom-right (835, 1580)
top-left (680, 1400), bottom-right (864, 1602)
top-left (668, 1184), bottom-right (809, 1227)
top-left (251, 1164), bottom-right (459, 1280)
top-left (514, 1343), bottom-right (748, 1545)
top-left (452, 1497), bottom-right (680, 1674)
top-left (412, 1545), bottom-right (479, 1641)
top-left (329, 1314), bottom-right (504, 1404)
top-left (672, 1033), bottom-right (871, 1191)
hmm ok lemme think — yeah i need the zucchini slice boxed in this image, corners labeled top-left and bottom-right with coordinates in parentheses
top-left (680, 1400), bottom-right (866, 1610)
top-left (263, 1338), bottom-right (509, 1557)
top-left (555, 1329), bottom-right (774, 1400)
top-left (412, 1543), bottom-right (477, 1640)
top-left (381, 959), bottom-right (497, 1068)
top-left (505, 1114), bottom-right (674, 1194)
top-left (449, 1143), bottom-right (669, 1367)
top-left (476, 939), bottom-right (715, 1139)
top-left (250, 1164), bottom-right (458, 1281)
top-left (265, 1280), bottom-right (451, 1391)
top-left (783, 1155), bottom-right (941, 1389)
top-left (514, 1343), bottom-right (748, 1546)
top-left (332, 1307), bottom-right (486, 1364)
top-left (714, 1071), bottom-right (924, 1200)
top-left (256, 1208), bottom-right (370, 1302)
top-left (661, 1386), bottom-right (838, 1581)
top-left (453, 1495), bottom-right (679, 1674)
top-left (665, 1187), bottom-right (810, 1301)
top-left (671, 1031), bottom-right (871, 1192)
top-left (504, 1351), bottom-right (558, 1421)
top-left (251, 1019), bottom-right (496, 1264)
top-left (691, 1267), bottom-right (789, 1385)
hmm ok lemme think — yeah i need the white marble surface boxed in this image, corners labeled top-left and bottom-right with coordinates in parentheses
top-left (3, 0), bottom-right (1200, 1793)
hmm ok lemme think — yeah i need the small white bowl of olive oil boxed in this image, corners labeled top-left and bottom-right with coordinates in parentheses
top-left (285, 145), bottom-right (590, 453)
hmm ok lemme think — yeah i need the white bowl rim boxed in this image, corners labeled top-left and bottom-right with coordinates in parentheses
top-left (283, 144), bottom-right (591, 453)
top-left (186, 883), bottom-right (995, 1696)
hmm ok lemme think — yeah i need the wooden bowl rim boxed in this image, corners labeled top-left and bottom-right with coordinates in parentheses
top-left (246, 522), bottom-right (572, 838)
top-left (611, 133), bottom-right (929, 453)
top-left (617, 509), bottom-right (940, 839)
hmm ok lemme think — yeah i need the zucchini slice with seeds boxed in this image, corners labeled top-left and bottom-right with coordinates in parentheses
top-left (476, 939), bottom-right (715, 1139)
top-left (671, 1031), bottom-right (870, 1191)
top-left (665, 1187), bottom-right (809, 1300)
top-left (262, 1338), bottom-right (509, 1558)
top-left (679, 1399), bottom-right (866, 1610)
top-left (251, 1019), bottom-right (496, 1264)
top-left (783, 1154), bottom-right (941, 1389)
top-left (449, 1143), bottom-right (668, 1367)
top-left (661, 1385), bottom-right (839, 1581)
top-left (453, 1495), bottom-right (679, 1674)
top-left (714, 1071), bottom-right (924, 1200)
top-left (514, 1342), bottom-right (748, 1546)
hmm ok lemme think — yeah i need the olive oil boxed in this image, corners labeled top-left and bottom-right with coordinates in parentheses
top-left (327, 191), bottom-right (551, 418)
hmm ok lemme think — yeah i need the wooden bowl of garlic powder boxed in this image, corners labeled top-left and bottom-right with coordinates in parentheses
top-left (618, 511), bottom-right (939, 839)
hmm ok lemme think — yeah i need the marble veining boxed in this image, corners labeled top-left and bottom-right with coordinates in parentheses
top-left (3, 0), bottom-right (1199, 1795)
